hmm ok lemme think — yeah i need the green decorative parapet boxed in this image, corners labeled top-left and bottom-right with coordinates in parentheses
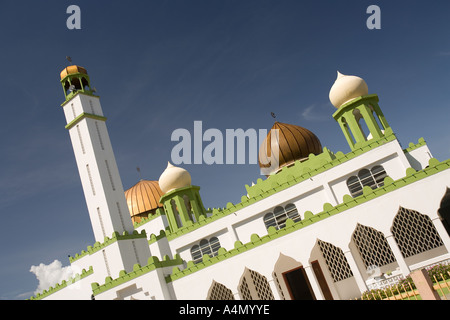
top-left (28, 266), bottom-right (94, 300)
top-left (403, 137), bottom-right (427, 153)
top-left (91, 254), bottom-right (184, 296)
top-left (166, 157), bottom-right (450, 283)
top-left (69, 230), bottom-right (147, 263)
top-left (158, 131), bottom-right (397, 241)
top-left (133, 207), bottom-right (165, 229)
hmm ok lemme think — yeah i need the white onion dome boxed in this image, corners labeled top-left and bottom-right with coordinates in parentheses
top-left (158, 162), bottom-right (191, 193)
top-left (329, 71), bottom-right (369, 108)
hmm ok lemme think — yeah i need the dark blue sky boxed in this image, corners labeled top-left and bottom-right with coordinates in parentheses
top-left (0, 0), bottom-right (449, 299)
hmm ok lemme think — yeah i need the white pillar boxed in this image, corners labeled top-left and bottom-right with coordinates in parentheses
top-left (267, 276), bottom-right (282, 300)
top-left (431, 217), bottom-right (450, 253)
top-left (385, 234), bottom-right (410, 276)
top-left (303, 264), bottom-right (325, 300)
top-left (343, 250), bottom-right (368, 293)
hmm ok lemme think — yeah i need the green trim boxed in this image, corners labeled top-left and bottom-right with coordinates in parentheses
top-left (28, 266), bottom-right (94, 300)
top-left (69, 230), bottom-right (147, 263)
top-left (403, 137), bottom-right (427, 153)
top-left (65, 112), bottom-right (107, 130)
top-left (165, 157), bottom-right (450, 283)
top-left (156, 130), bottom-right (397, 241)
top-left (60, 91), bottom-right (99, 107)
top-left (90, 255), bottom-right (184, 296)
top-left (133, 207), bottom-right (165, 228)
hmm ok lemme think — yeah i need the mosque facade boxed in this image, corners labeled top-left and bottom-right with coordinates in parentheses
top-left (29, 66), bottom-right (450, 300)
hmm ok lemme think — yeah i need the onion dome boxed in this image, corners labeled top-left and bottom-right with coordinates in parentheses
top-left (329, 71), bottom-right (368, 108)
top-left (60, 65), bottom-right (88, 80)
top-left (158, 162), bottom-right (191, 194)
top-left (124, 180), bottom-right (164, 223)
top-left (259, 122), bottom-right (322, 173)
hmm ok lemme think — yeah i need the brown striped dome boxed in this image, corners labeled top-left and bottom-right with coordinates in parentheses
top-left (124, 180), bottom-right (165, 223)
top-left (259, 122), bottom-right (322, 174)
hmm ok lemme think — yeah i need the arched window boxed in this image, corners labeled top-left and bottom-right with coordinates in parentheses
top-left (191, 237), bottom-right (221, 264)
top-left (206, 281), bottom-right (235, 300)
top-left (264, 203), bottom-right (301, 230)
top-left (392, 207), bottom-right (444, 258)
top-left (346, 165), bottom-right (388, 197)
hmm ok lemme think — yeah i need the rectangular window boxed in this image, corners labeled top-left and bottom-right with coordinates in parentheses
top-left (105, 160), bottom-right (115, 191)
top-left (95, 121), bottom-right (105, 150)
top-left (76, 125), bottom-right (86, 154)
top-left (86, 164), bottom-right (96, 195)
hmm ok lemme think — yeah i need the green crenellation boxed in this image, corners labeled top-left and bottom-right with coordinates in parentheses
top-left (403, 137), bottom-right (427, 153)
top-left (91, 254), bottom-right (184, 296)
top-left (69, 230), bottom-right (147, 263)
top-left (164, 157), bottom-right (450, 283)
top-left (28, 266), bottom-right (94, 300)
top-left (157, 131), bottom-right (397, 241)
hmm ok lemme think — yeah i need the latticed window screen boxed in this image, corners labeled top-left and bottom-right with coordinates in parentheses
top-left (239, 277), bottom-right (252, 300)
top-left (347, 165), bottom-right (387, 197)
top-left (264, 203), bottom-right (301, 230)
top-left (272, 271), bottom-right (286, 300)
top-left (352, 224), bottom-right (396, 269)
top-left (318, 240), bottom-right (353, 282)
top-left (191, 237), bottom-right (221, 264)
top-left (206, 281), bottom-right (235, 300)
top-left (238, 268), bottom-right (275, 300)
top-left (392, 207), bottom-right (444, 258)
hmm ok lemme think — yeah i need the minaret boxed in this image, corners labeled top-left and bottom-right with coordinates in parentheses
top-left (158, 162), bottom-right (207, 232)
top-left (329, 72), bottom-right (391, 150)
top-left (60, 65), bottom-right (134, 241)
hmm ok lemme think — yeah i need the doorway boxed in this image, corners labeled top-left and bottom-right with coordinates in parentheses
top-left (283, 266), bottom-right (315, 300)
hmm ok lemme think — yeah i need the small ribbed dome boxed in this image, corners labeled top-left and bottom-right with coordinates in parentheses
top-left (329, 71), bottom-right (368, 108)
top-left (259, 122), bottom-right (322, 173)
top-left (124, 180), bottom-right (164, 223)
top-left (158, 162), bottom-right (191, 194)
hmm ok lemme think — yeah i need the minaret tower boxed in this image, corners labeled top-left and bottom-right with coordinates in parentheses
top-left (329, 72), bottom-right (392, 150)
top-left (158, 162), bottom-right (207, 233)
top-left (60, 65), bottom-right (134, 242)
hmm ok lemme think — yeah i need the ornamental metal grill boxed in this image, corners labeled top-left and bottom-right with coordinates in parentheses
top-left (352, 223), bottom-right (396, 269)
top-left (238, 268), bottom-right (275, 300)
top-left (263, 203), bottom-right (301, 230)
top-left (392, 207), bottom-right (444, 258)
top-left (347, 165), bottom-right (387, 198)
top-left (206, 281), bottom-right (235, 300)
top-left (318, 240), bottom-right (353, 282)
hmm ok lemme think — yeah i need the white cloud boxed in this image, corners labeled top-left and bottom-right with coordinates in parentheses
top-left (29, 260), bottom-right (75, 295)
top-left (301, 104), bottom-right (333, 122)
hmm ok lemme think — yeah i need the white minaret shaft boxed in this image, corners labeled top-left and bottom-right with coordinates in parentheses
top-left (60, 66), bottom-right (134, 242)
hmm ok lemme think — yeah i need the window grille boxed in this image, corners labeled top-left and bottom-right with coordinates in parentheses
top-left (392, 207), bottom-right (444, 258)
top-left (264, 203), bottom-right (301, 230)
top-left (206, 281), bottom-right (235, 300)
top-left (347, 165), bottom-right (387, 197)
top-left (191, 237), bottom-right (221, 264)
top-left (318, 240), bottom-right (353, 282)
top-left (352, 223), bottom-right (396, 269)
top-left (238, 268), bottom-right (274, 300)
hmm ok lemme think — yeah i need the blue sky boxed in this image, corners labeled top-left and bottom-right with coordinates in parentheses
top-left (0, 0), bottom-right (449, 299)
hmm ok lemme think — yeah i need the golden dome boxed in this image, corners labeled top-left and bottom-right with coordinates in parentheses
top-left (158, 162), bottom-right (191, 194)
top-left (259, 122), bottom-right (322, 173)
top-left (60, 65), bottom-right (88, 80)
top-left (124, 180), bottom-right (164, 223)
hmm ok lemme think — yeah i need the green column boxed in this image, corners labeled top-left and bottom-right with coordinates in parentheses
top-left (173, 195), bottom-right (192, 227)
top-left (344, 110), bottom-right (366, 144)
top-left (358, 105), bottom-right (383, 139)
top-left (338, 118), bottom-right (355, 150)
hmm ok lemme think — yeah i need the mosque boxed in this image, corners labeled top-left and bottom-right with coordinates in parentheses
top-left (29, 65), bottom-right (450, 300)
